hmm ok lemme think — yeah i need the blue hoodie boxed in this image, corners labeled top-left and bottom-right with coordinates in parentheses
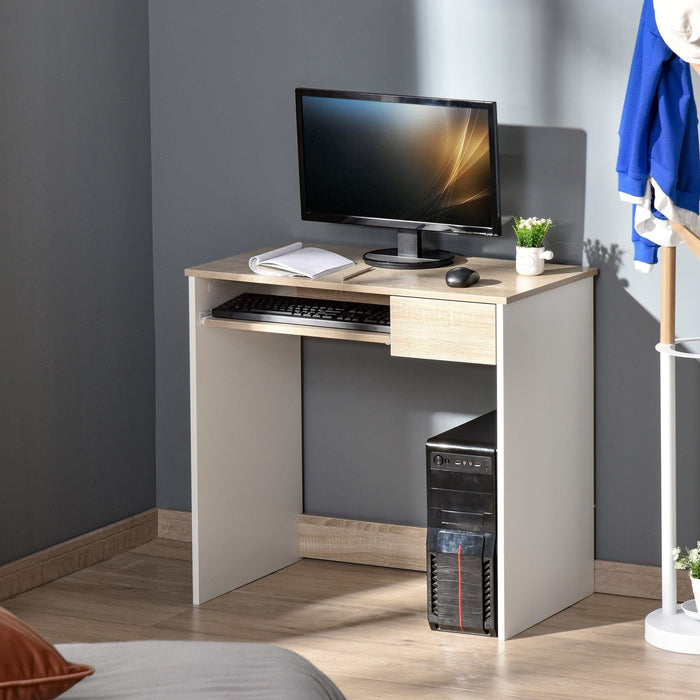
top-left (617, 0), bottom-right (700, 268)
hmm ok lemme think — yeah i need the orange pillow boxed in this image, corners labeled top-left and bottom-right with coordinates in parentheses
top-left (0, 607), bottom-right (94, 700)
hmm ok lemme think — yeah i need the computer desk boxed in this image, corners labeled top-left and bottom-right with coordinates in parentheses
top-left (185, 243), bottom-right (597, 640)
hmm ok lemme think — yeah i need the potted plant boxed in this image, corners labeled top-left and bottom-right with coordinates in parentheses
top-left (513, 216), bottom-right (555, 276)
top-left (673, 542), bottom-right (700, 608)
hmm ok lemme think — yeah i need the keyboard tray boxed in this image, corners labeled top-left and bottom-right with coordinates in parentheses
top-left (211, 292), bottom-right (390, 333)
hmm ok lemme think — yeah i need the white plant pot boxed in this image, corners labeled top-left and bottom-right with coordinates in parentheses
top-left (692, 575), bottom-right (700, 608)
top-left (515, 245), bottom-right (554, 276)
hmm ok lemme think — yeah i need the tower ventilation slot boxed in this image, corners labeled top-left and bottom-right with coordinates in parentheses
top-left (482, 559), bottom-right (492, 623)
top-left (430, 554), bottom-right (439, 615)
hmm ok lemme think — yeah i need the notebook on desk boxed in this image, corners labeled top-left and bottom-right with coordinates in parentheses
top-left (248, 242), bottom-right (353, 279)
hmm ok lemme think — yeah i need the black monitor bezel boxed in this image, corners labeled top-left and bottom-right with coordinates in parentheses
top-left (295, 87), bottom-right (502, 238)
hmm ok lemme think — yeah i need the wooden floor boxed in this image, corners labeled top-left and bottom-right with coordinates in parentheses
top-left (2, 539), bottom-right (699, 699)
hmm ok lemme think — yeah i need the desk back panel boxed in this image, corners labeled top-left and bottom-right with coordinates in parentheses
top-left (302, 338), bottom-right (495, 526)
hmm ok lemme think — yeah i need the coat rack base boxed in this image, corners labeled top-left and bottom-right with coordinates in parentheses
top-left (645, 607), bottom-right (700, 654)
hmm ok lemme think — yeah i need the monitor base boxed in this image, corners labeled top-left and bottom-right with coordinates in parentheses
top-left (363, 248), bottom-right (454, 270)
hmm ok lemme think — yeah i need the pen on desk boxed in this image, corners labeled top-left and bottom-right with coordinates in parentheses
top-left (342, 265), bottom-right (374, 282)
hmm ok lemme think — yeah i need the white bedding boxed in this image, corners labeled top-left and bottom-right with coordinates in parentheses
top-left (56, 641), bottom-right (346, 700)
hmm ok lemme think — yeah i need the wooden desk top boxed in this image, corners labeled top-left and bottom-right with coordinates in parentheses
top-left (186, 243), bottom-right (597, 305)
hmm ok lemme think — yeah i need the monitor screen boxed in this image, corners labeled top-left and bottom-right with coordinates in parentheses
top-left (295, 88), bottom-right (501, 269)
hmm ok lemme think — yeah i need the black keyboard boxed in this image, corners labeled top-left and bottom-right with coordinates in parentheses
top-left (211, 292), bottom-right (391, 333)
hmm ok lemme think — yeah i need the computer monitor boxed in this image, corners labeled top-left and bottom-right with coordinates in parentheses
top-left (295, 88), bottom-right (501, 269)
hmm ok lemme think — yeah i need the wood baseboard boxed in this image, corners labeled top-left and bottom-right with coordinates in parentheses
top-left (152, 510), bottom-right (426, 569)
top-left (3, 508), bottom-right (687, 604)
top-left (157, 508), bottom-right (192, 542)
top-left (594, 558), bottom-right (693, 602)
top-left (299, 515), bottom-right (693, 603)
top-left (0, 509), bottom-right (158, 602)
top-left (299, 514), bottom-right (426, 571)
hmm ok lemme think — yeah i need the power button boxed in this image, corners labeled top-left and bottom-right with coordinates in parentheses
top-left (433, 455), bottom-right (444, 466)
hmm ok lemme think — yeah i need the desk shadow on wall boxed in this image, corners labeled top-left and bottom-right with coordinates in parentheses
top-left (584, 239), bottom-right (700, 566)
top-left (448, 125), bottom-right (587, 266)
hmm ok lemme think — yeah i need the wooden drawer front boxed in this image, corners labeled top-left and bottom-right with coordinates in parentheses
top-left (390, 297), bottom-right (496, 364)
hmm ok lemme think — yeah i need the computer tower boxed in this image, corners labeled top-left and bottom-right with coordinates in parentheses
top-left (426, 411), bottom-right (497, 636)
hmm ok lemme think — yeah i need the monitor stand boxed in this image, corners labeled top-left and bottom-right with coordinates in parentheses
top-left (363, 229), bottom-right (454, 270)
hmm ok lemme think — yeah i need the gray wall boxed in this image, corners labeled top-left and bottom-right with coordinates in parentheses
top-left (0, 1), bottom-right (154, 565)
top-left (149, 0), bottom-right (424, 509)
top-left (150, 0), bottom-right (700, 567)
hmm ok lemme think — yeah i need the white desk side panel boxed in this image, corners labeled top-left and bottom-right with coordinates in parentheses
top-left (189, 277), bottom-right (302, 605)
top-left (496, 277), bottom-right (594, 639)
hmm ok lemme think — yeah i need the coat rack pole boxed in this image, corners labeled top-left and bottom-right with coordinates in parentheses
top-left (645, 244), bottom-right (700, 653)
top-left (659, 245), bottom-right (677, 616)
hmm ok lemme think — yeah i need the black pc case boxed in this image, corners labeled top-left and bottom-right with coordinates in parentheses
top-left (426, 411), bottom-right (497, 636)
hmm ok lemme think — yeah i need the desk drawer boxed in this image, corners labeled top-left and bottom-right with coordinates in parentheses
top-left (390, 297), bottom-right (496, 364)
